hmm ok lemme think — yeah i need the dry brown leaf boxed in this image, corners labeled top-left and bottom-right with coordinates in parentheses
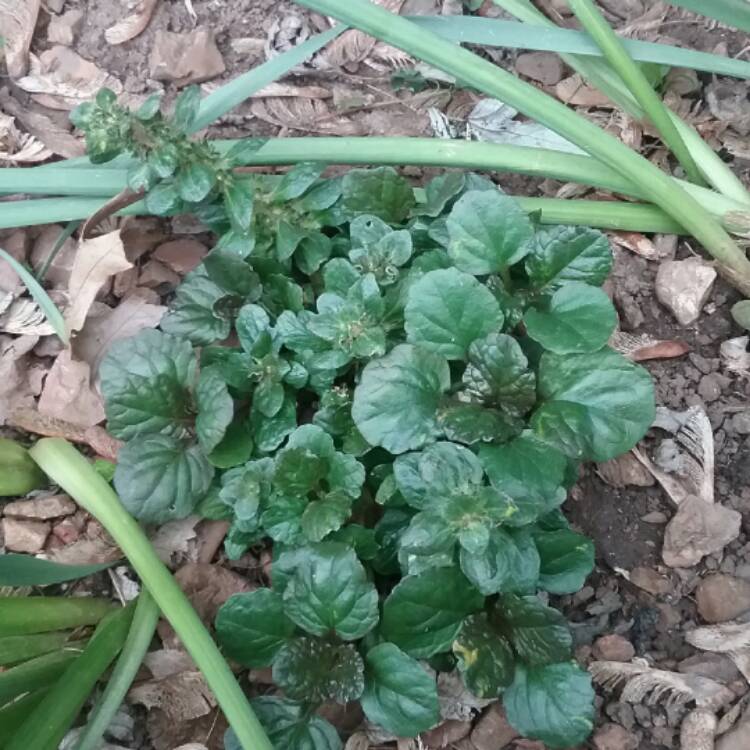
top-left (73, 293), bottom-right (166, 379)
top-left (105, 0), bottom-right (160, 45)
top-left (0, 112), bottom-right (53, 163)
top-left (0, 335), bottom-right (38, 424)
top-left (173, 563), bottom-right (252, 623)
top-left (65, 230), bottom-right (133, 333)
top-left (129, 671), bottom-right (216, 723)
top-left (0, 0), bottom-right (40, 77)
top-left (0, 297), bottom-right (55, 336)
top-left (16, 47), bottom-right (123, 110)
top-left (612, 232), bottom-right (664, 261)
top-left (48, 533), bottom-right (121, 565)
top-left (144, 649), bottom-right (196, 680)
top-left (597, 452), bottom-right (655, 488)
top-left (150, 517), bottom-right (201, 567)
top-left (610, 331), bottom-right (689, 362)
top-left (38, 350), bottom-right (105, 428)
top-left (250, 97), bottom-right (363, 135)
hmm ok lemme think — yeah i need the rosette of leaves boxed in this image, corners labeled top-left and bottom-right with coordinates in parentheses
top-left (98, 165), bottom-right (656, 749)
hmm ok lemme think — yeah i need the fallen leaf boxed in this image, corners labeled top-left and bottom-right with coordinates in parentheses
top-left (612, 232), bottom-right (663, 261)
top-left (47, 532), bottom-right (121, 565)
top-left (38, 349), bottom-right (105, 427)
top-left (0, 0), bottom-right (40, 77)
top-left (721, 336), bottom-right (750, 375)
top-left (556, 74), bottom-right (613, 107)
top-left (149, 29), bottom-right (226, 86)
top-left (437, 670), bottom-right (493, 721)
top-left (151, 517), bottom-right (201, 567)
top-left (0, 112), bottom-right (53, 163)
top-left (16, 47), bottom-right (123, 110)
top-left (30, 224), bottom-right (78, 288)
top-left (0, 297), bottom-right (55, 336)
top-left (173, 563), bottom-right (252, 623)
top-left (129, 671), bottom-right (216, 723)
top-left (65, 230), bottom-right (133, 333)
top-left (144, 649), bottom-right (196, 680)
top-left (105, 0), bottom-right (160, 45)
top-left (597, 452), bottom-right (655, 488)
top-left (610, 331), bottom-right (689, 362)
top-left (0, 335), bottom-right (39, 424)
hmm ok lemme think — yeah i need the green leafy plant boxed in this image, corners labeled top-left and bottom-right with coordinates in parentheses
top-left (84, 144), bottom-right (654, 747)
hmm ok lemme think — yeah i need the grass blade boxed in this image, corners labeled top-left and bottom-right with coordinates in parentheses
top-left (0, 597), bottom-right (114, 636)
top-left (0, 649), bottom-right (82, 705)
top-left (664, 0), bottom-right (750, 31)
top-left (0, 247), bottom-right (68, 345)
top-left (6, 605), bottom-right (133, 750)
top-left (566, 0), bottom-right (703, 184)
top-left (0, 632), bottom-right (82, 667)
top-left (411, 15), bottom-right (750, 79)
top-left (74, 591), bottom-right (160, 750)
top-left (0, 691), bottom-right (50, 747)
top-left (191, 25), bottom-right (344, 131)
top-left (0, 555), bottom-right (115, 587)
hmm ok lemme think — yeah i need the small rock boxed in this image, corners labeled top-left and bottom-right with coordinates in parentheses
top-left (698, 373), bottom-right (728, 403)
top-left (1, 517), bottom-right (51, 553)
top-left (52, 519), bottom-right (81, 545)
top-left (696, 573), bottom-right (750, 622)
top-left (592, 634), bottom-right (635, 662)
top-left (420, 719), bottom-right (471, 748)
top-left (3, 494), bottom-right (76, 520)
top-left (593, 723), bottom-right (638, 750)
top-left (470, 703), bottom-right (518, 750)
top-left (149, 28), bottom-right (226, 86)
top-left (629, 566), bottom-right (671, 596)
top-left (678, 653), bottom-right (741, 684)
top-left (717, 713), bottom-right (750, 750)
top-left (731, 410), bottom-right (750, 435)
top-left (655, 258), bottom-right (716, 326)
top-left (556, 74), bottom-right (612, 107)
top-left (515, 52), bottom-right (564, 85)
top-left (47, 9), bottom-right (83, 45)
top-left (641, 511), bottom-right (668, 524)
top-left (153, 239), bottom-right (208, 275)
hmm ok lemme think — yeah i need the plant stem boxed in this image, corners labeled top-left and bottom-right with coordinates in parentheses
top-left (492, 0), bottom-right (750, 205)
top-left (37, 220), bottom-right (80, 282)
top-left (0, 597), bottom-right (113, 636)
top-left (566, 0), bottom-right (703, 185)
top-left (292, 0), bottom-right (750, 293)
top-left (6, 605), bottom-right (133, 750)
top-left (74, 591), bottom-right (160, 750)
top-left (29, 438), bottom-right (274, 750)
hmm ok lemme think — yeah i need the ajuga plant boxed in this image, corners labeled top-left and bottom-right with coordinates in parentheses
top-left (73, 87), bottom-right (656, 749)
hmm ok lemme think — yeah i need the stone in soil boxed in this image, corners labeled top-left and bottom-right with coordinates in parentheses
top-left (592, 634), bottom-right (636, 662)
top-left (629, 566), bottom-right (672, 596)
top-left (149, 28), bottom-right (226, 86)
top-left (470, 703), bottom-right (518, 750)
top-left (1, 517), bottom-right (51, 553)
top-left (655, 258), bottom-right (716, 326)
top-left (717, 715), bottom-right (750, 750)
top-left (678, 653), bottom-right (741, 684)
top-left (515, 52), bottom-right (565, 84)
top-left (3, 494), bottom-right (76, 520)
top-left (696, 573), bottom-right (750, 622)
top-left (593, 723), bottom-right (639, 750)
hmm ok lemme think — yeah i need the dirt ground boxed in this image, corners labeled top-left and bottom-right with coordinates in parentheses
top-left (4, 0), bottom-right (750, 748)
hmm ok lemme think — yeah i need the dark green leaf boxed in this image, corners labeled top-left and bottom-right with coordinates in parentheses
top-left (0, 556), bottom-right (115, 586)
top-left (144, 181), bottom-right (180, 215)
top-left (463, 333), bottom-right (536, 416)
top-left (195, 369), bottom-right (234, 454)
top-left (215, 589), bottom-right (296, 668)
top-left (114, 436), bottom-right (213, 523)
top-left (447, 190), bottom-right (533, 274)
top-left (499, 594), bottom-right (572, 666)
top-left (380, 566), bottom-right (483, 658)
top-left (100, 330), bottom-right (195, 440)
top-left (525, 225), bottom-right (612, 291)
top-left (342, 167), bottom-right (415, 223)
top-left (273, 637), bottom-right (365, 703)
top-left (223, 177), bottom-right (255, 232)
top-left (352, 344), bottom-right (450, 454)
top-left (171, 85), bottom-right (201, 132)
top-left (328, 524), bottom-right (379, 560)
top-left (404, 269), bottom-right (503, 360)
top-left (301, 491), bottom-right (354, 543)
top-left (360, 643), bottom-right (439, 737)
top-left (453, 613), bottom-right (514, 698)
top-left (282, 542), bottom-right (379, 641)
top-left (273, 162), bottom-right (326, 201)
top-left (438, 402), bottom-right (522, 446)
top-left (238, 697), bottom-right (342, 750)
top-left (297, 232), bottom-right (332, 275)
top-left (223, 138), bottom-right (267, 167)
top-left (412, 172), bottom-right (465, 217)
top-left (533, 529), bottom-right (594, 595)
top-left (524, 283), bottom-right (617, 354)
top-left (251, 393), bottom-right (297, 453)
top-left (127, 162), bottom-right (156, 192)
top-left (208, 414), bottom-right (254, 468)
top-left (204, 249), bottom-right (260, 298)
top-left (176, 162), bottom-right (216, 203)
top-left (503, 662), bottom-right (595, 749)
top-left (532, 349), bottom-right (655, 462)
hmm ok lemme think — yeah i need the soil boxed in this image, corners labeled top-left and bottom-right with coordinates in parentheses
top-left (5, 1), bottom-right (750, 748)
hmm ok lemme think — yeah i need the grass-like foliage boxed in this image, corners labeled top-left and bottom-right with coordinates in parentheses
top-left (76, 89), bottom-right (656, 749)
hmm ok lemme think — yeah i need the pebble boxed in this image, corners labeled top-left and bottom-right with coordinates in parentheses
top-left (698, 373), bottom-right (726, 402)
top-left (1, 517), bottom-right (51, 553)
top-left (678, 653), bottom-right (741, 684)
top-left (640, 511), bottom-right (668, 524)
top-left (592, 634), bottom-right (635, 662)
top-left (605, 702), bottom-right (636, 732)
top-left (629, 566), bottom-right (671, 596)
top-left (732, 410), bottom-right (750, 435)
top-left (717, 712), bottom-right (750, 750)
top-left (3, 494), bottom-right (76, 520)
top-left (655, 258), bottom-right (716, 326)
top-left (688, 353), bottom-right (713, 375)
top-left (515, 52), bottom-right (565, 85)
top-left (470, 703), bottom-right (518, 750)
top-left (149, 28), bottom-right (226, 86)
top-left (696, 573), bottom-right (750, 622)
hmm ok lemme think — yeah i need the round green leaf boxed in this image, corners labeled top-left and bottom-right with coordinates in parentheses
top-left (301, 491), bottom-right (353, 542)
top-left (195, 369), bottom-right (234, 454)
top-left (273, 637), bottom-right (365, 703)
top-left (215, 589), bottom-right (296, 668)
top-left (360, 643), bottom-right (439, 737)
top-left (453, 613), bottom-right (514, 698)
top-left (114, 435), bottom-right (213, 523)
top-left (283, 542), bottom-right (379, 641)
top-left (380, 566), bottom-right (484, 658)
top-left (439, 402), bottom-right (522, 446)
top-left (503, 662), bottom-right (595, 749)
top-left (176, 161), bottom-right (216, 203)
top-left (532, 349), bottom-right (655, 462)
top-left (533, 529), bottom-right (594, 595)
top-left (524, 283), bottom-right (617, 354)
top-left (342, 167), bottom-right (415, 223)
top-left (404, 269), bottom-right (503, 360)
top-left (525, 225), bottom-right (612, 291)
top-left (208, 414), bottom-right (254, 469)
top-left (498, 594), bottom-right (572, 666)
top-left (447, 190), bottom-right (534, 275)
top-left (352, 344), bottom-right (450, 454)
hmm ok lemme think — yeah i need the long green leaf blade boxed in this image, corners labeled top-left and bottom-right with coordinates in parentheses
top-left (0, 597), bottom-right (114, 637)
top-left (0, 247), bottom-right (68, 345)
top-left (410, 15), bottom-right (750, 79)
top-left (664, 0), bottom-right (750, 31)
top-left (0, 555), bottom-right (115, 587)
top-left (0, 650), bottom-right (81, 705)
top-left (0, 632), bottom-right (82, 667)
